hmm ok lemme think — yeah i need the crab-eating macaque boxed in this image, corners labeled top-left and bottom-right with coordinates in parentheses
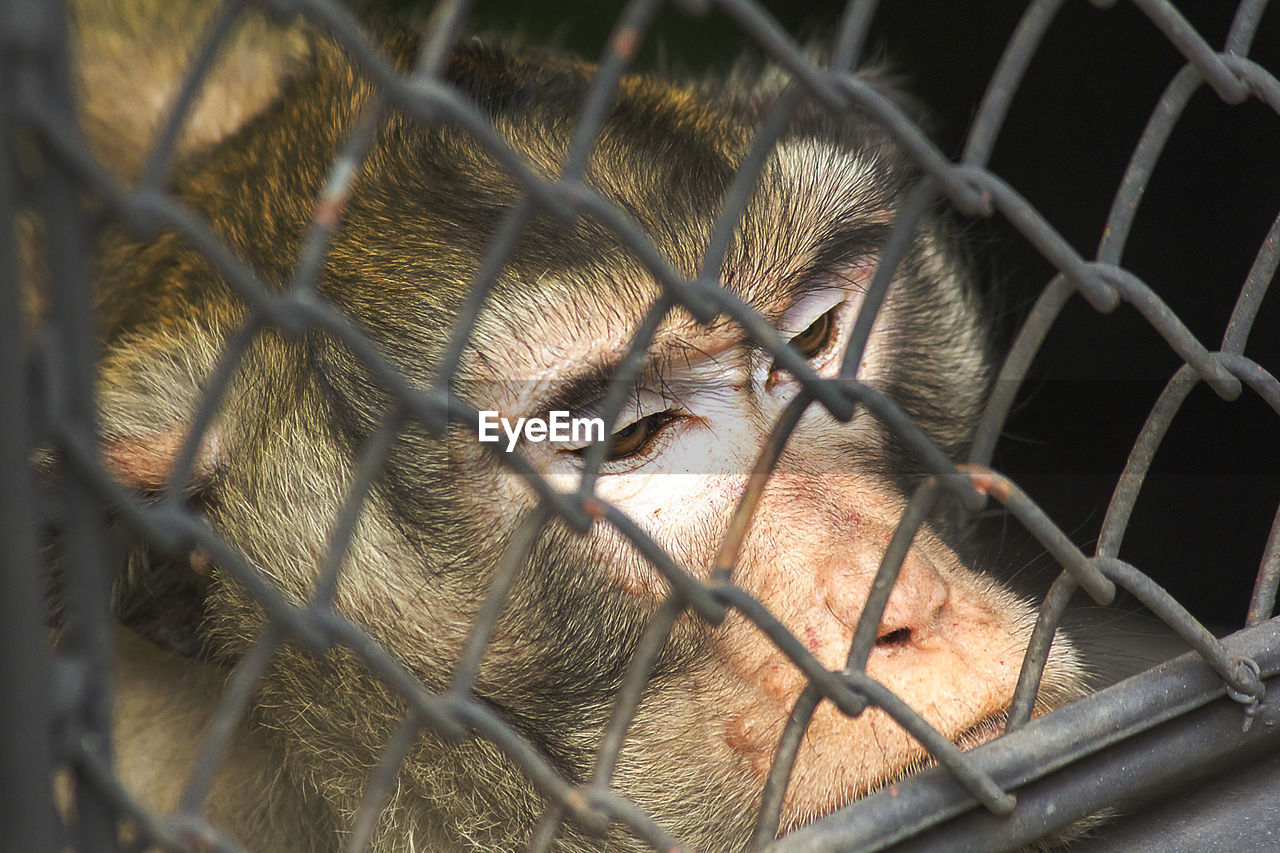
top-left (48, 1), bottom-right (1092, 850)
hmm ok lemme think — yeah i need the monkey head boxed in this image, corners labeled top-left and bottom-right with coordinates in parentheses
top-left (90, 31), bottom-right (1086, 853)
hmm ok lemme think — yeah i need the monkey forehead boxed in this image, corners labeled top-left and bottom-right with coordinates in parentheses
top-left (457, 139), bottom-right (900, 358)
top-left (418, 53), bottom-right (907, 294)
top-left (751, 138), bottom-right (901, 232)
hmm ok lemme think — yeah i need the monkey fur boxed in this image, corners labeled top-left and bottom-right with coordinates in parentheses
top-left (44, 2), bottom-right (1092, 850)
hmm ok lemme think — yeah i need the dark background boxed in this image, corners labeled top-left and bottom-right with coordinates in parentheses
top-left (447, 1), bottom-right (1280, 629)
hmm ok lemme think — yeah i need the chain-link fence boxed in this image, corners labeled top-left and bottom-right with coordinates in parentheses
top-left (2, 0), bottom-right (1278, 851)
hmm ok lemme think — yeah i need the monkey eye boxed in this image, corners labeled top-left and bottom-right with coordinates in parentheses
top-left (766, 303), bottom-right (842, 389)
top-left (788, 308), bottom-right (836, 359)
top-left (602, 411), bottom-right (676, 460)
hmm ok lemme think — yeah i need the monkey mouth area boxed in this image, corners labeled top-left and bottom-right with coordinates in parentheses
top-left (955, 709), bottom-right (1011, 752)
top-left (873, 708), bottom-right (1010, 794)
top-left (785, 708), bottom-right (1103, 851)
top-left (777, 708), bottom-right (1011, 837)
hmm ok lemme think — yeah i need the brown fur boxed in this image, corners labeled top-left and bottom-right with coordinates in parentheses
top-left (51, 3), bottom-right (1090, 851)
top-left (72, 0), bottom-right (312, 182)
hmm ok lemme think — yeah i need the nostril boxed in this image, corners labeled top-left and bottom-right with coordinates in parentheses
top-left (875, 627), bottom-right (912, 648)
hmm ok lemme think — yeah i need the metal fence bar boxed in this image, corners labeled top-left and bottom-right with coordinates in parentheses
top-left (0, 5), bottom-right (60, 849)
top-left (18, 1), bottom-right (118, 849)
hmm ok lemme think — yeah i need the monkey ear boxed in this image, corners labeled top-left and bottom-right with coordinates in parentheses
top-left (95, 328), bottom-right (229, 497)
top-left (101, 427), bottom-right (222, 495)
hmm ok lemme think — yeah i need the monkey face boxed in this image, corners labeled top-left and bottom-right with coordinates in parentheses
top-left (438, 145), bottom-right (1085, 838)
top-left (90, 32), bottom-right (1089, 853)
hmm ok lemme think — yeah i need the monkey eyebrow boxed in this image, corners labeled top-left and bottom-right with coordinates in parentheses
top-left (816, 221), bottom-right (892, 264)
top-left (747, 219), bottom-right (890, 312)
top-left (529, 333), bottom-right (739, 421)
top-left (535, 361), bottom-right (630, 422)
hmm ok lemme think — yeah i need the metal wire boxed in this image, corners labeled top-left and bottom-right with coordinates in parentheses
top-left (1, 0), bottom-right (1276, 851)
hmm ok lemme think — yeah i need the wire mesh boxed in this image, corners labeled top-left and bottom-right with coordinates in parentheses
top-left (1, 0), bottom-right (1277, 851)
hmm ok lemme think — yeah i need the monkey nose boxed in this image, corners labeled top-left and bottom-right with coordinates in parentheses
top-left (825, 548), bottom-right (950, 648)
top-left (876, 552), bottom-right (949, 646)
